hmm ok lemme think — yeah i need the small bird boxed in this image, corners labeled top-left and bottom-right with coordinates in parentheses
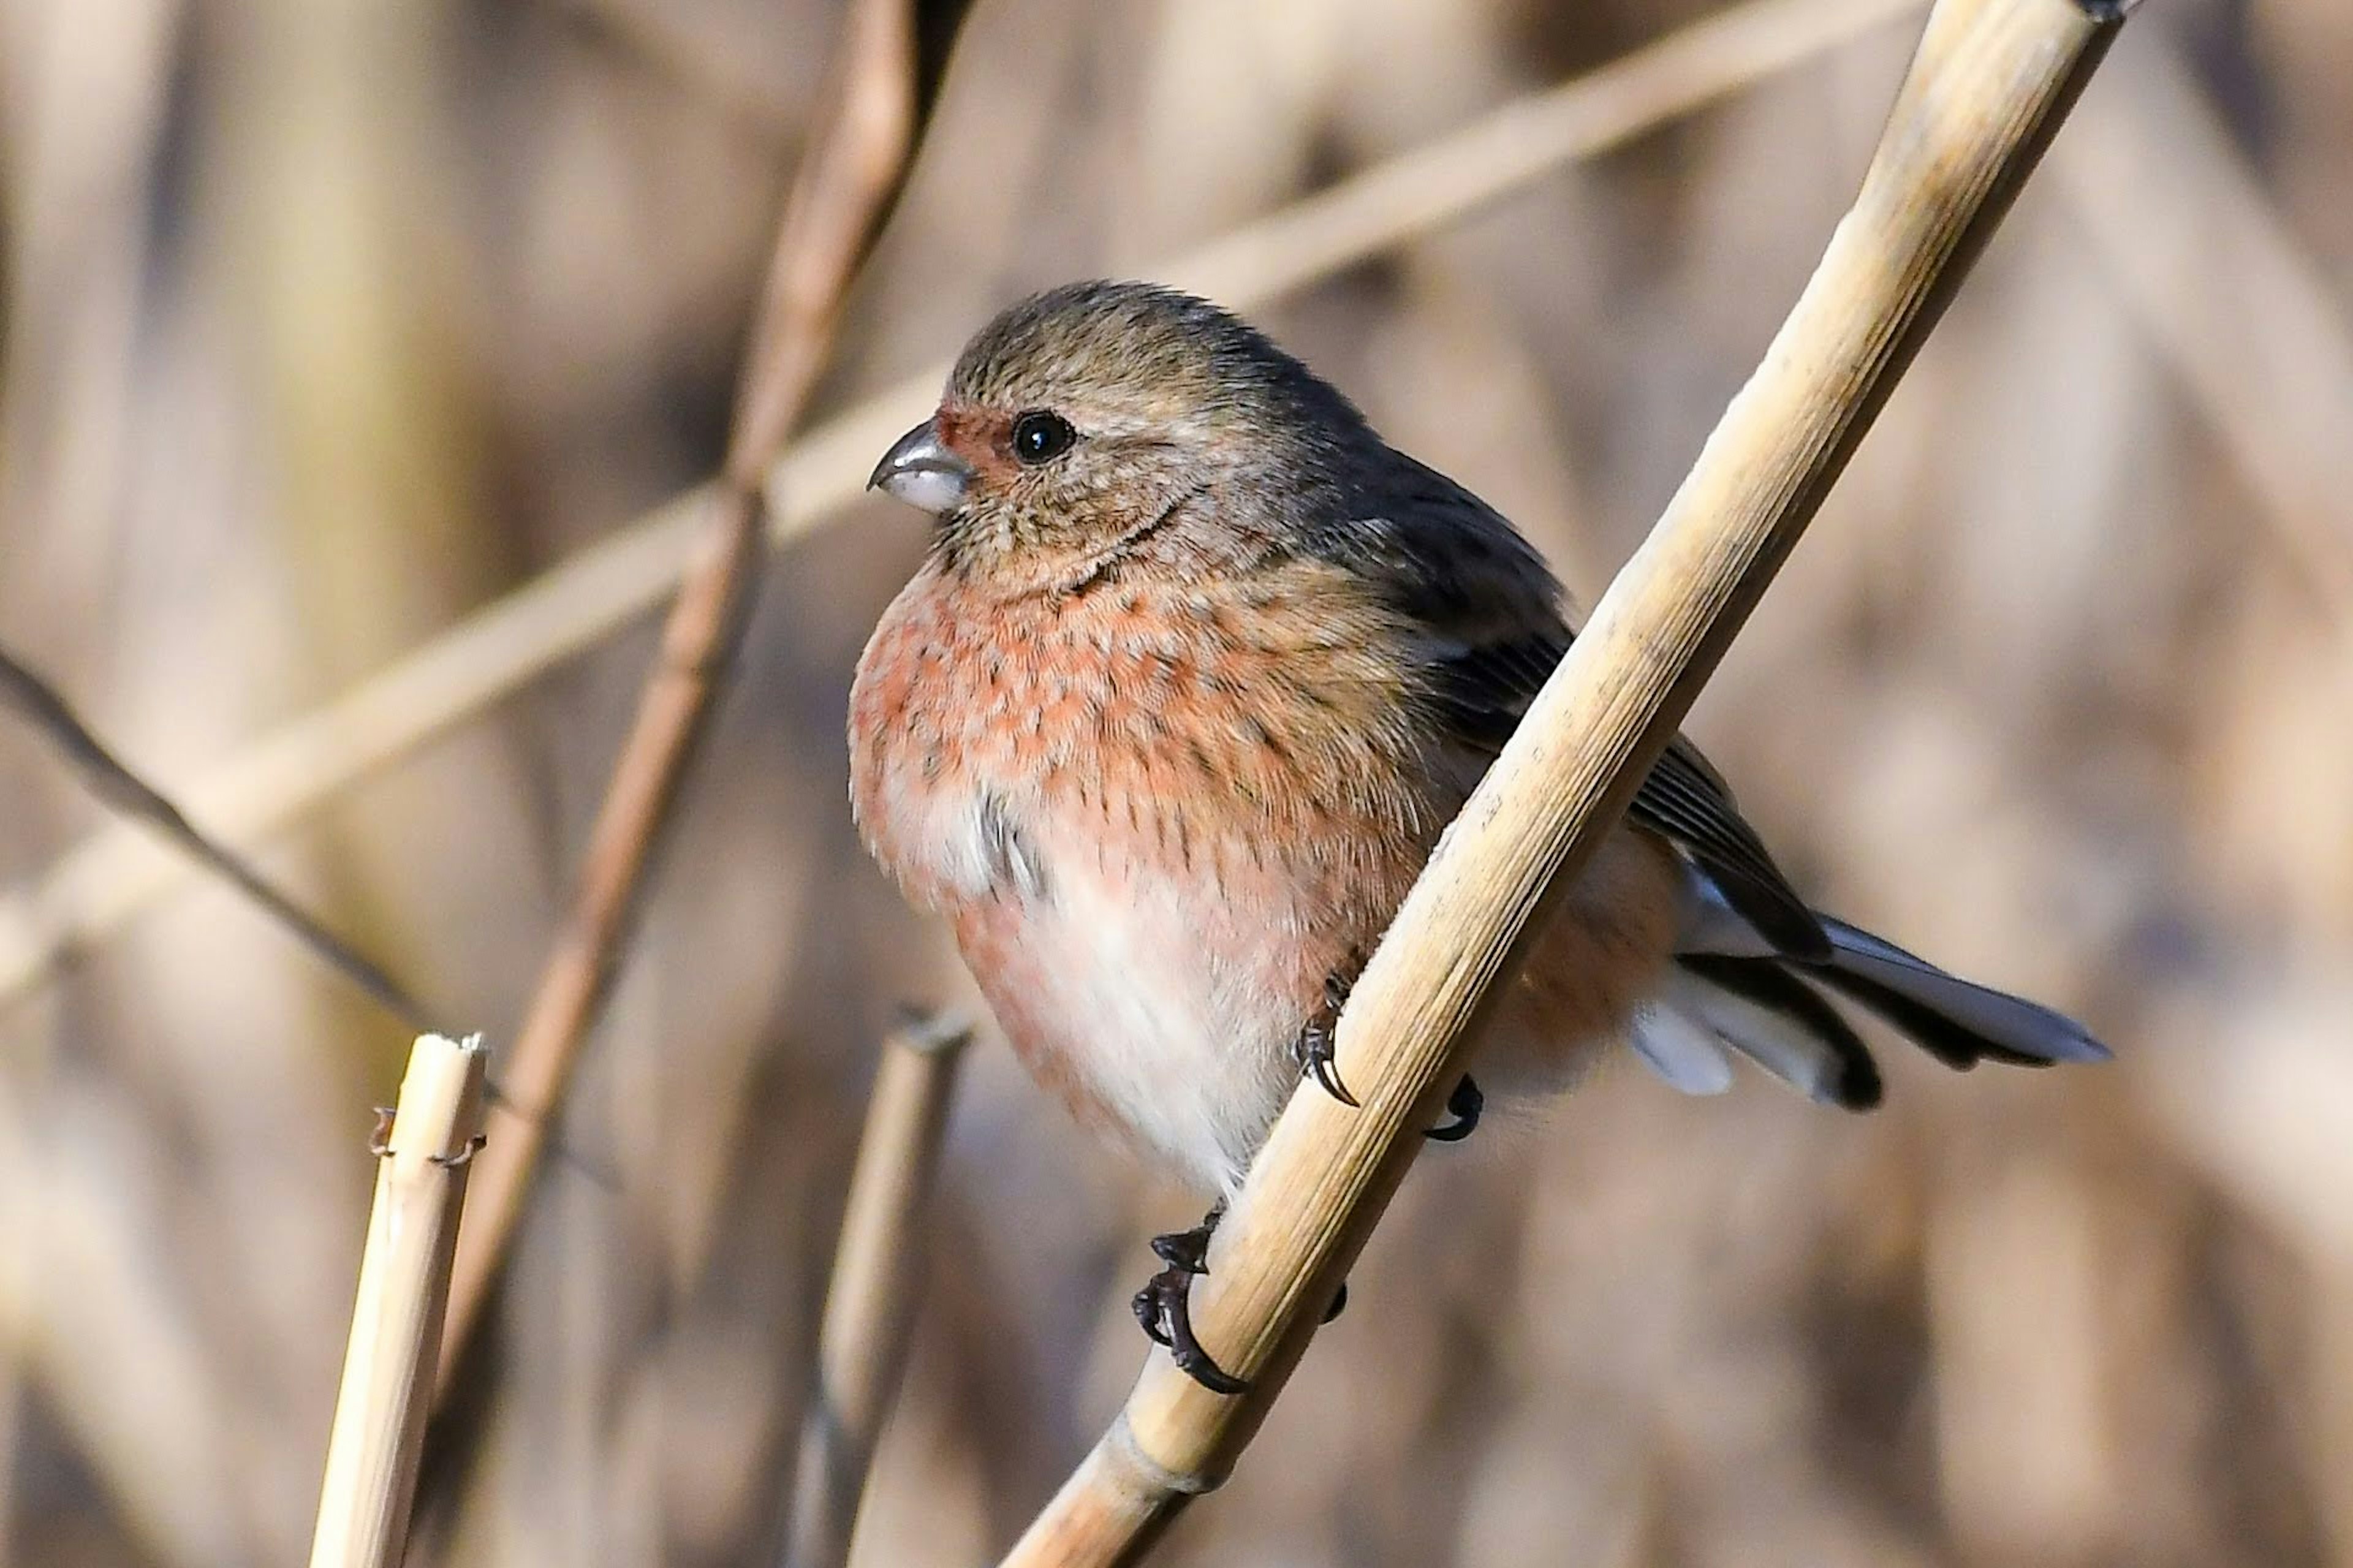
top-left (849, 280), bottom-right (2109, 1391)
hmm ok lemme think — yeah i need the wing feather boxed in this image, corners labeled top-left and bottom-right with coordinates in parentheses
top-left (1328, 453), bottom-right (1828, 960)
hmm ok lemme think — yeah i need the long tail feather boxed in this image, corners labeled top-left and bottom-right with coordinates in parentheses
top-left (1664, 958), bottom-right (1884, 1110)
top-left (1643, 868), bottom-right (2112, 1107)
top-left (1628, 999), bottom-right (1737, 1096)
top-left (1803, 916), bottom-right (2111, 1068)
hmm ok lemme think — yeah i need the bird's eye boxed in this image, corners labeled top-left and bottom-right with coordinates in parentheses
top-left (1009, 410), bottom-right (1076, 464)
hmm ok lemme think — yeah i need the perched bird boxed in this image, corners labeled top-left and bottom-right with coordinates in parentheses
top-left (849, 279), bottom-right (2108, 1391)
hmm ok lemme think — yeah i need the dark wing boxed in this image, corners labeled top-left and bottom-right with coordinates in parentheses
top-left (1332, 453), bottom-right (1830, 961)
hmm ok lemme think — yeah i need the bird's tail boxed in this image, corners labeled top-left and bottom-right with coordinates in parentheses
top-left (1631, 915), bottom-right (2110, 1111)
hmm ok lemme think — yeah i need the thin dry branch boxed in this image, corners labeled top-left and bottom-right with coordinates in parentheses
top-left (0, 647), bottom-right (434, 1029)
top-left (0, 650), bottom-right (612, 1172)
top-left (308, 1034), bottom-right (487, 1568)
top-left (998, 0), bottom-right (2129, 1561)
top-left (0, 0), bottom-right (1925, 1015)
top-left (782, 1012), bottom-right (972, 1568)
top-left (434, 0), bottom-right (978, 1397)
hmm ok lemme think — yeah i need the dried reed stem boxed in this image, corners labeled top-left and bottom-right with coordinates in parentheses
top-left (434, 0), bottom-right (976, 1398)
top-left (999, 0), bottom-right (2129, 1561)
top-left (782, 1013), bottom-right (973, 1568)
top-left (308, 1034), bottom-right (488, 1568)
top-left (0, 0), bottom-right (1922, 1016)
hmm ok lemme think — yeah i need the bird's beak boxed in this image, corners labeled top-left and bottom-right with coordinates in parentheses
top-left (868, 419), bottom-right (974, 516)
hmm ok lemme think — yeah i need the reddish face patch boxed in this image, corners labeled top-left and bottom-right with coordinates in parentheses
top-left (933, 401), bottom-right (1019, 490)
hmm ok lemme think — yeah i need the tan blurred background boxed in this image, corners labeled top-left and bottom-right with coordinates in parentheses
top-left (3, 0), bottom-right (2351, 1563)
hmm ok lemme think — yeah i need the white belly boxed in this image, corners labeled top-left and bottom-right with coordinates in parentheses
top-left (1020, 846), bottom-right (1306, 1194)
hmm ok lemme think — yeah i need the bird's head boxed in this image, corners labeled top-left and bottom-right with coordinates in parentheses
top-left (868, 281), bottom-right (1376, 580)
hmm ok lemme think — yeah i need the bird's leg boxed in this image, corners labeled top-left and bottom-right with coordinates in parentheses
top-left (1139, 958), bottom-right (1369, 1386)
top-left (1293, 963), bottom-right (1362, 1107)
top-left (1423, 1074), bottom-right (1484, 1142)
top-left (1131, 1202), bottom-right (1248, 1393)
top-left (1131, 1203), bottom-right (1351, 1387)
top-left (1148, 1211), bottom-right (1216, 1276)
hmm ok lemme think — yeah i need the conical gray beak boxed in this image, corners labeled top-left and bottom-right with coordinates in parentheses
top-left (868, 419), bottom-right (973, 516)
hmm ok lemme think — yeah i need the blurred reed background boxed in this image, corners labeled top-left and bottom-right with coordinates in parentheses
top-left (2, 0), bottom-right (2349, 1563)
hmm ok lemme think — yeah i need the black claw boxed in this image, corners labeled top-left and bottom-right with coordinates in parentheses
top-left (1423, 1074), bottom-right (1484, 1142)
top-left (1294, 966), bottom-right (1363, 1107)
top-left (1302, 1028), bottom-right (1360, 1107)
top-left (1132, 1206), bottom-right (1249, 1393)
top-left (1132, 1278), bottom-right (1173, 1346)
top-left (1322, 1280), bottom-right (1349, 1324)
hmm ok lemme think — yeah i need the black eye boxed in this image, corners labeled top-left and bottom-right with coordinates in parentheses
top-left (1010, 410), bottom-right (1075, 464)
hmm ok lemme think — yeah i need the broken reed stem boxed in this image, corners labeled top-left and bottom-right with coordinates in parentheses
top-left (308, 1034), bottom-right (487, 1568)
top-left (782, 1013), bottom-right (973, 1568)
top-left (0, 0), bottom-right (1925, 1020)
top-left (434, 0), bottom-right (975, 1400)
top-left (999, 0), bottom-right (2129, 1562)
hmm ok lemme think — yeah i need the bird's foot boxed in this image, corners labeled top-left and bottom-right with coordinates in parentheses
top-left (1423, 1074), bottom-right (1483, 1142)
top-left (1131, 1205), bottom-right (1248, 1394)
top-left (1294, 967), bottom-right (1361, 1106)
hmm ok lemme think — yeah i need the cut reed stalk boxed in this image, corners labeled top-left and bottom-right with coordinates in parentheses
top-left (308, 1033), bottom-right (487, 1568)
top-left (782, 1013), bottom-right (973, 1568)
top-left (998, 0), bottom-right (2129, 1561)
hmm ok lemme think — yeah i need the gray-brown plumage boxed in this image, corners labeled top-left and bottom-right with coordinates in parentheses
top-left (850, 280), bottom-right (2110, 1382)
